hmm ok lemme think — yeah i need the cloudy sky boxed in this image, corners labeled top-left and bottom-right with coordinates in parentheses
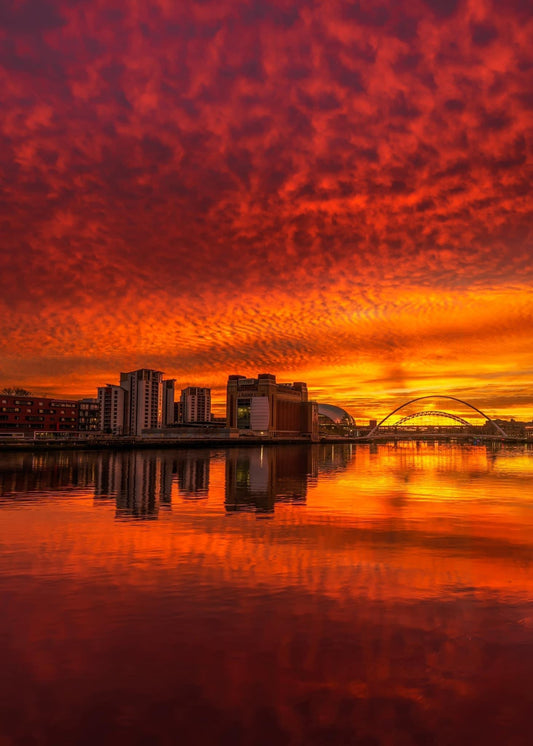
top-left (0, 0), bottom-right (531, 418)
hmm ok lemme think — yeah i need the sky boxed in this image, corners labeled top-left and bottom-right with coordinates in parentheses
top-left (0, 0), bottom-right (532, 420)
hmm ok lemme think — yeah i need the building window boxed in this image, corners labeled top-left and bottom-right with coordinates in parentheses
top-left (237, 399), bottom-right (251, 429)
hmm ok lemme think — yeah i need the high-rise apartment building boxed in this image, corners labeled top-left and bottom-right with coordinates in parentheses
top-left (162, 379), bottom-right (176, 426)
top-left (180, 387), bottom-right (211, 423)
top-left (97, 385), bottom-right (127, 435)
top-left (120, 369), bottom-right (165, 436)
top-left (98, 369), bottom-right (173, 436)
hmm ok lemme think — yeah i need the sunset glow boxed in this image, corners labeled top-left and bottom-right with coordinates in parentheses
top-left (1, 0), bottom-right (531, 418)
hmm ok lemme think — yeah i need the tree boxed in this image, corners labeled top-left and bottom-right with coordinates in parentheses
top-left (1, 387), bottom-right (32, 396)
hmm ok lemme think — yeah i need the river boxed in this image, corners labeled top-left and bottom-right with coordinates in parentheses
top-left (1, 442), bottom-right (532, 745)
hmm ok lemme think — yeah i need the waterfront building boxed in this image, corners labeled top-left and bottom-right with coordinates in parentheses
top-left (226, 374), bottom-right (318, 439)
top-left (78, 398), bottom-right (100, 432)
top-left (162, 379), bottom-right (176, 426)
top-left (119, 369), bottom-right (165, 436)
top-left (0, 394), bottom-right (79, 434)
top-left (97, 385), bottom-right (127, 435)
top-left (180, 387), bottom-right (211, 423)
top-left (317, 404), bottom-right (356, 436)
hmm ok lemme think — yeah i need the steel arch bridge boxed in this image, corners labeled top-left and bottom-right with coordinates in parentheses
top-left (368, 395), bottom-right (508, 438)
top-left (395, 410), bottom-right (471, 427)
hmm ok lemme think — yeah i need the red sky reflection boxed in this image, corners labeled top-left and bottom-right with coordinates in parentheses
top-left (0, 0), bottom-right (532, 417)
top-left (1, 444), bottom-right (533, 744)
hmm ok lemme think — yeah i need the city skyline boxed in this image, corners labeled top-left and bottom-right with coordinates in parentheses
top-left (2, 368), bottom-right (532, 429)
top-left (1, 1), bottom-right (532, 420)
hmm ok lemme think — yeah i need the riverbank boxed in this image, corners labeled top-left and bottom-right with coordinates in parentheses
top-left (0, 435), bottom-right (318, 452)
top-left (0, 433), bottom-right (531, 452)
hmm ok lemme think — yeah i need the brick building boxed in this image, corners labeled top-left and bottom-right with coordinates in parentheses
top-left (0, 394), bottom-right (79, 434)
top-left (226, 374), bottom-right (318, 439)
top-left (78, 398), bottom-right (100, 432)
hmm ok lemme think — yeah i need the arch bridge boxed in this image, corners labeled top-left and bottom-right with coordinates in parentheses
top-left (396, 410), bottom-right (471, 427)
top-left (367, 395), bottom-right (508, 439)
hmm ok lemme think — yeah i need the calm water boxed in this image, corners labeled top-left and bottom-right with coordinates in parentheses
top-left (1, 443), bottom-right (532, 746)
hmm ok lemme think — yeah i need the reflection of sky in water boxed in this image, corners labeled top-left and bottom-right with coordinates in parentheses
top-left (0, 444), bottom-right (532, 745)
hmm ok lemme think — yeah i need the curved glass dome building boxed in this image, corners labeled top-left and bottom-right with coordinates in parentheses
top-left (318, 404), bottom-right (356, 433)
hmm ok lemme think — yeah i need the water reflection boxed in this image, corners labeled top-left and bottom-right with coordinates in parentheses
top-left (0, 450), bottom-right (98, 497)
top-left (1, 443), bottom-right (532, 520)
top-left (1, 445), bottom-right (342, 518)
top-left (176, 454), bottom-right (210, 499)
top-left (1, 443), bottom-right (533, 745)
top-left (225, 446), bottom-right (317, 514)
top-left (114, 452), bottom-right (173, 520)
top-left (317, 442), bottom-right (354, 473)
top-left (94, 451), bottom-right (169, 519)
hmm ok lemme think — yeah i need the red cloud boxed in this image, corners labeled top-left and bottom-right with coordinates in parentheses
top-left (0, 0), bottom-right (531, 414)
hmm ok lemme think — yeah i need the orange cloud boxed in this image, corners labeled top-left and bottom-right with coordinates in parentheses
top-left (0, 0), bottom-right (531, 418)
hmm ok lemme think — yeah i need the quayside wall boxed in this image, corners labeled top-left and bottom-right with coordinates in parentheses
top-left (0, 433), bottom-right (530, 452)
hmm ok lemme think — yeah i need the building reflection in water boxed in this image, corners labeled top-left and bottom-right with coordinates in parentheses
top-left (115, 453), bottom-right (173, 520)
top-left (95, 452), bottom-right (122, 500)
top-left (225, 445), bottom-right (318, 515)
top-left (176, 454), bottom-right (210, 499)
top-left (2, 443), bottom-right (533, 746)
top-left (95, 452), bottom-right (173, 520)
top-left (0, 445), bottom-right (358, 518)
top-left (94, 450), bottom-right (211, 519)
top-left (0, 451), bottom-right (98, 497)
top-left (316, 443), bottom-right (354, 474)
